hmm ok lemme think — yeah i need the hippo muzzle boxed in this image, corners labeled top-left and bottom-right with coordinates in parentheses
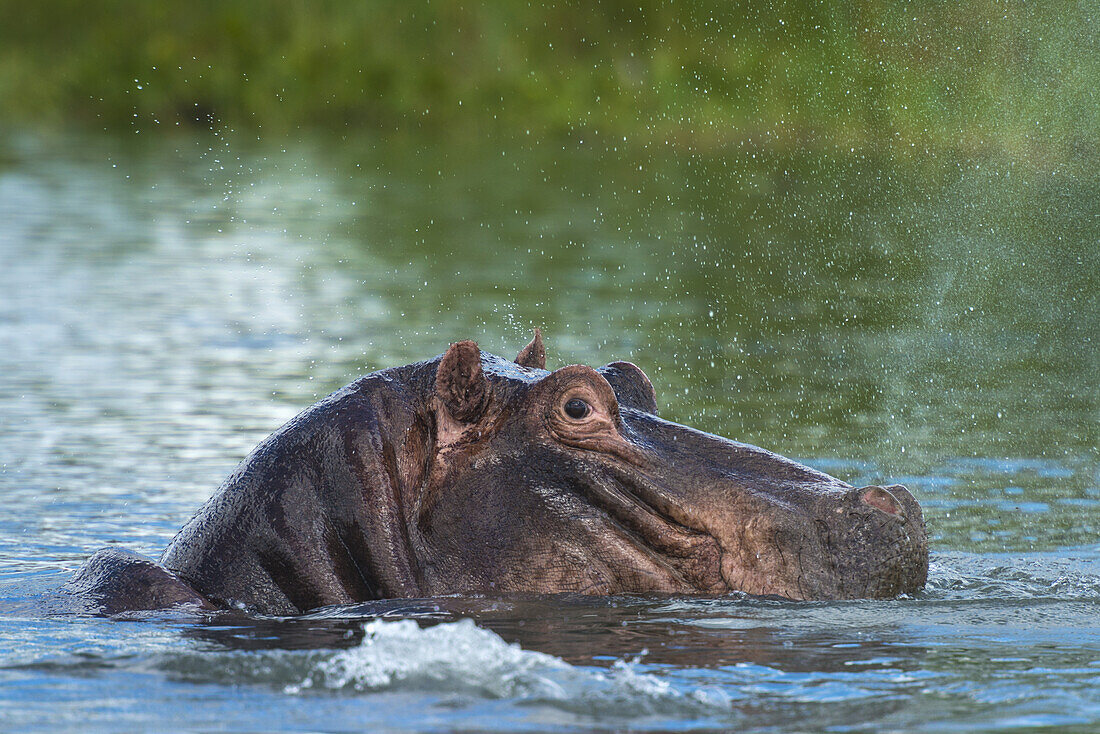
top-left (566, 409), bottom-right (929, 600)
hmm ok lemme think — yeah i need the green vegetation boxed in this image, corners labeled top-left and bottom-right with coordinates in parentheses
top-left (1, 1), bottom-right (1096, 166)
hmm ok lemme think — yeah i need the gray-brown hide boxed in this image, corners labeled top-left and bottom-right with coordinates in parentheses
top-left (67, 333), bottom-right (928, 615)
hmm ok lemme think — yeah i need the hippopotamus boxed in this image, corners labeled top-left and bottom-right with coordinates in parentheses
top-left (65, 332), bottom-right (928, 616)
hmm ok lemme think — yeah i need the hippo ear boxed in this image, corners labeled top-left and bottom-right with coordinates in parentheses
top-left (597, 361), bottom-right (658, 415)
top-left (436, 340), bottom-right (489, 423)
top-left (515, 328), bottom-right (546, 370)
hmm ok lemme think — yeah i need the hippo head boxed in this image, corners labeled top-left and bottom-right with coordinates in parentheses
top-left (415, 332), bottom-right (928, 600)
top-left (150, 330), bottom-right (930, 615)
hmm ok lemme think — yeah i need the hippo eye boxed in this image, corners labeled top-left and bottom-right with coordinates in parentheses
top-left (564, 398), bottom-right (591, 420)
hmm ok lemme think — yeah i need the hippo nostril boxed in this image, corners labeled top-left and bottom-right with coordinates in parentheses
top-left (860, 486), bottom-right (904, 516)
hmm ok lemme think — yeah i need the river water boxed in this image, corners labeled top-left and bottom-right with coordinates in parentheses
top-left (0, 131), bottom-right (1097, 731)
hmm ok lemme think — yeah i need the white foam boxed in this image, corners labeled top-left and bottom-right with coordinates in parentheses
top-left (286, 618), bottom-right (733, 716)
top-left (289, 618), bottom-right (568, 698)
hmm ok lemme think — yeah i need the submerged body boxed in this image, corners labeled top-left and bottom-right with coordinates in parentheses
top-left (67, 333), bottom-right (928, 615)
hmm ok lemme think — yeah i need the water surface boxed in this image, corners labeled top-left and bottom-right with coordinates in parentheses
top-left (0, 131), bottom-right (1096, 731)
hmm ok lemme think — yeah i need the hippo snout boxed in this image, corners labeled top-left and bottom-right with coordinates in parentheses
top-left (815, 483), bottom-right (928, 599)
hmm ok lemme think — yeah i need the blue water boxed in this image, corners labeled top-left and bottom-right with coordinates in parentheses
top-left (3, 562), bottom-right (1100, 731)
top-left (0, 133), bottom-right (1097, 731)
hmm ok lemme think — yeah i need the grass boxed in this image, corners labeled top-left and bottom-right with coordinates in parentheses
top-left (0, 0), bottom-right (1095, 168)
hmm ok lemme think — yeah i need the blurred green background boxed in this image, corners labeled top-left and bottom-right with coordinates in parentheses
top-left (2, 0), bottom-right (1096, 170)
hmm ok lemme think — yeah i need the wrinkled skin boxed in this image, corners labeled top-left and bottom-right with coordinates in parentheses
top-left (66, 332), bottom-right (928, 616)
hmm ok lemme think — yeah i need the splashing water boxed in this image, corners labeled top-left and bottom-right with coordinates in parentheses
top-left (0, 132), bottom-right (1096, 731)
